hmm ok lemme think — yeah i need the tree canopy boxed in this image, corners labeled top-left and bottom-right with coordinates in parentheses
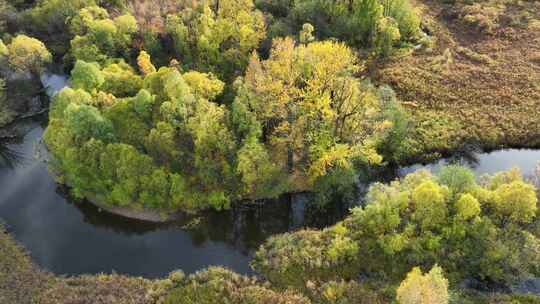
top-left (5, 35), bottom-right (52, 74)
top-left (254, 166), bottom-right (540, 287)
top-left (44, 30), bottom-right (408, 211)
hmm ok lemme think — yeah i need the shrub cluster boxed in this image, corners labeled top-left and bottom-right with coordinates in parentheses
top-left (161, 267), bottom-right (310, 304)
top-left (254, 166), bottom-right (540, 288)
top-left (257, 0), bottom-right (421, 56)
top-left (45, 29), bottom-right (409, 211)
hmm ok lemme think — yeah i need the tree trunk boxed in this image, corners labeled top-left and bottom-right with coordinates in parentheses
top-left (287, 108), bottom-right (294, 174)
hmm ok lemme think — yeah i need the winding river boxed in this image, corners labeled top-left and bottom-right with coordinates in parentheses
top-left (0, 73), bottom-right (539, 280)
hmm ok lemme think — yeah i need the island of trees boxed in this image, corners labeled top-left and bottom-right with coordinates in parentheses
top-left (27, 0), bottom-right (421, 212)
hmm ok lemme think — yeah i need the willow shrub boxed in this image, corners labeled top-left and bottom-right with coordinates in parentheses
top-left (252, 224), bottom-right (360, 290)
top-left (257, 0), bottom-right (421, 56)
top-left (162, 267), bottom-right (310, 304)
top-left (396, 266), bottom-right (449, 304)
top-left (254, 166), bottom-right (540, 287)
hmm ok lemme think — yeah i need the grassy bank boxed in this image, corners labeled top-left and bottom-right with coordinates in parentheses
top-left (2, 220), bottom-right (540, 303)
top-left (374, 0), bottom-right (540, 163)
top-left (0, 225), bottom-right (155, 304)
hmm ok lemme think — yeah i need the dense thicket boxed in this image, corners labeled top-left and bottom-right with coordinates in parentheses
top-left (162, 267), bottom-right (311, 304)
top-left (257, 0), bottom-right (421, 56)
top-left (254, 166), bottom-right (540, 288)
top-left (45, 23), bottom-right (409, 211)
top-left (4, 0), bottom-right (421, 212)
top-left (0, 34), bottom-right (51, 126)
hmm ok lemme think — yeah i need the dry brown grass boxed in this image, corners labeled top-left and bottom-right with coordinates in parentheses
top-left (373, 0), bottom-right (540, 161)
top-left (38, 274), bottom-right (155, 304)
top-left (0, 226), bottom-right (51, 304)
top-left (0, 225), bottom-right (157, 304)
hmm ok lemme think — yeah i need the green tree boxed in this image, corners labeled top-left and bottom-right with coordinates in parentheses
top-left (455, 193), bottom-right (481, 220)
top-left (437, 165), bottom-right (476, 198)
top-left (100, 61), bottom-right (143, 97)
top-left (68, 5), bottom-right (109, 35)
top-left (492, 180), bottom-right (538, 224)
top-left (165, 0), bottom-right (266, 81)
top-left (411, 180), bottom-right (449, 230)
top-left (64, 103), bottom-right (115, 144)
top-left (70, 60), bottom-right (104, 91)
top-left (99, 143), bottom-right (155, 206)
top-left (374, 16), bottom-right (400, 57)
top-left (187, 99), bottom-right (237, 209)
top-left (375, 85), bottom-right (411, 163)
top-left (28, 0), bottom-right (96, 54)
top-left (132, 89), bottom-right (155, 120)
top-left (236, 136), bottom-right (286, 198)
top-left (68, 7), bottom-right (138, 64)
top-left (182, 71), bottom-right (224, 101)
top-left (6, 35), bottom-right (52, 74)
top-left (144, 121), bottom-right (181, 166)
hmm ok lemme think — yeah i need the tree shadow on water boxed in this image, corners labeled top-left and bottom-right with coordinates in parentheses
top-left (0, 140), bottom-right (24, 169)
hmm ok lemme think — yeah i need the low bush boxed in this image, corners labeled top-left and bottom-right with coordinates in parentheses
top-left (255, 166), bottom-right (540, 288)
top-left (252, 225), bottom-right (360, 289)
top-left (162, 267), bottom-right (310, 304)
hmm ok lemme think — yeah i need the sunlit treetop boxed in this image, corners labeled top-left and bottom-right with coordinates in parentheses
top-left (5, 35), bottom-right (52, 74)
top-left (0, 39), bottom-right (8, 58)
top-left (137, 50), bottom-right (156, 76)
top-left (396, 266), bottom-right (449, 304)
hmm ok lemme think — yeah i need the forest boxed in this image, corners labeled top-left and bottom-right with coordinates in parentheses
top-left (0, 0), bottom-right (539, 303)
top-left (15, 0), bottom-right (420, 212)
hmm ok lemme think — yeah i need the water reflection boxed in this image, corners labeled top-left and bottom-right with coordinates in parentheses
top-left (399, 149), bottom-right (540, 177)
top-left (0, 139), bottom-right (24, 169)
top-left (0, 122), bottom-right (350, 277)
top-left (67, 187), bottom-right (347, 255)
top-left (1, 70), bottom-right (539, 278)
top-left (444, 147), bottom-right (481, 169)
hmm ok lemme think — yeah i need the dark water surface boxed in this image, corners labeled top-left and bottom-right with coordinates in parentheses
top-left (0, 120), bottom-right (346, 278)
top-left (0, 73), bottom-right (539, 279)
top-left (400, 149), bottom-right (540, 177)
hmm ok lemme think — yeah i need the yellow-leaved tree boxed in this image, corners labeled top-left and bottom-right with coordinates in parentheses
top-left (240, 37), bottom-right (387, 185)
top-left (396, 266), bottom-right (449, 304)
top-left (6, 35), bottom-right (52, 74)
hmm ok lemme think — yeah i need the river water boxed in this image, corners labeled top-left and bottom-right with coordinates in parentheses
top-left (0, 73), bottom-right (539, 279)
top-left (0, 122), bottom-right (349, 277)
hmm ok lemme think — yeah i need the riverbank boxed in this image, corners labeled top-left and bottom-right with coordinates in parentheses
top-left (373, 0), bottom-right (540, 164)
top-left (65, 186), bottom-right (186, 223)
top-left (0, 225), bottom-right (157, 304)
top-left (2, 224), bottom-right (540, 304)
